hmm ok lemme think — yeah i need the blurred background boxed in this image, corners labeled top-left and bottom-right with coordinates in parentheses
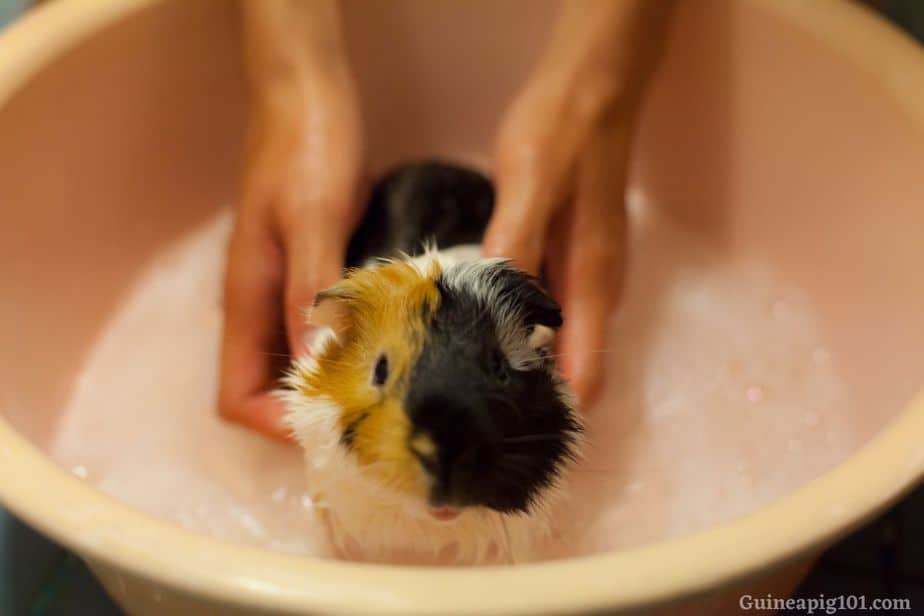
top-left (0, 1), bottom-right (922, 614)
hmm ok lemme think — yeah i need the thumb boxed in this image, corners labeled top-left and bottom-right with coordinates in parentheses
top-left (482, 108), bottom-right (582, 274)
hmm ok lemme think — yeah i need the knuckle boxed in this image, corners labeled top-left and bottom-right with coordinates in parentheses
top-left (276, 193), bottom-right (310, 229)
top-left (572, 76), bottom-right (626, 123)
top-left (573, 232), bottom-right (624, 278)
top-left (498, 128), bottom-right (552, 171)
top-left (497, 112), bottom-right (556, 170)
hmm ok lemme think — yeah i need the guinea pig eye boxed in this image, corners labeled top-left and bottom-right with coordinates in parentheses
top-left (491, 349), bottom-right (510, 384)
top-left (373, 354), bottom-right (389, 386)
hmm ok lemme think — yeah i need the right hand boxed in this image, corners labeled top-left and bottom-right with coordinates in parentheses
top-left (483, 0), bottom-right (671, 406)
top-left (218, 65), bottom-right (363, 442)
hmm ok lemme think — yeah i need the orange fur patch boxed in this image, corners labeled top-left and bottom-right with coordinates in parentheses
top-left (297, 258), bottom-right (442, 499)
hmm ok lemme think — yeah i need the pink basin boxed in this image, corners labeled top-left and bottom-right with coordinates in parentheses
top-left (0, 1), bottom-right (923, 614)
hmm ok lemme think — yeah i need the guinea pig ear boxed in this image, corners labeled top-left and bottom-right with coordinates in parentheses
top-left (522, 287), bottom-right (560, 352)
top-left (505, 271), bottom-right (563, 330)
top-left (520, 283), bottom-right (563, 330)
top-left (494, 266), bottom-right (563, 347)
top-left (308, 286), bottom-right (353, 338)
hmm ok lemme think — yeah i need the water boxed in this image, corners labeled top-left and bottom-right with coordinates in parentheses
top-left (51, 212), bottom-right (326, 555)
top-left (50, 206), bottom-right (859, 562)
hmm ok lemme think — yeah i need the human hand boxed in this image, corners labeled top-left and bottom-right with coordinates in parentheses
top-left (218, 1), bottom-right (363, 442)
top-left (483, 0), bottom-right (671, 405)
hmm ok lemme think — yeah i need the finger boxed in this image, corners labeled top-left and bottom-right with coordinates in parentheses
top-left (558, 274), bottom-right (619, 406)
top-left (482, 99), bottom-right (584, 274)
top-left (218, 209), bottom-right (294, 441)
top-left (277, 91), bottom-right (363, 356)
top-left (228, 394), bottom-right (293, 443)
top-left (557, 213), bottom-right (625, 406)
top-left (545, 204), bottom-right (613, 404)
top-left (282, 214), bottom-right (349, 357)
top-left (553, 125), bottom-right (630, 406)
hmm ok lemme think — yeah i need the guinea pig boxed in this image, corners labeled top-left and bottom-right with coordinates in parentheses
top-left (280, 162), bottom-right (583, 564)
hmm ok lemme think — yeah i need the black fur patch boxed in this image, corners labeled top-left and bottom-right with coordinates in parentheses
top-left (346, 161), bottom-right (494, 267)
top-left (486, 267), bottom-right (564, 330)
top-left (404, 266), bottom-right (580, 514)
top-left (344, 161), bottom-right (580, 514)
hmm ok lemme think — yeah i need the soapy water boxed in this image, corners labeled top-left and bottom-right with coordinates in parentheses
top-left (50, 204), bottom-right (859, 561)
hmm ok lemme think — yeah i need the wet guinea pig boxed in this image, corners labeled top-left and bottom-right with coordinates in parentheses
top-left (280, 162), bottom-right (583, 564)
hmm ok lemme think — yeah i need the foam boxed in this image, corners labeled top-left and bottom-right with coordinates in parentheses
top-left (50, 205), bottom-right (859, 561)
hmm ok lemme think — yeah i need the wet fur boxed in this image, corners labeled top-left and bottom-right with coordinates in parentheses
top-left (280, 163), bottom-right (582, 564)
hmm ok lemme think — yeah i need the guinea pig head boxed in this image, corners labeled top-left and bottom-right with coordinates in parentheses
top-left (285, 256), bottom-right (582, 518)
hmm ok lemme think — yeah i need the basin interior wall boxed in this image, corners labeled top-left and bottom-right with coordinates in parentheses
top-left (2, 0), bottom-right (922, 454)
top-left (0, 2), bottom-right (923, 610)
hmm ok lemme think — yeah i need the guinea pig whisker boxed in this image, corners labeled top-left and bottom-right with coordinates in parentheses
top-left (356, 464), bottom-right (410, 489)
top-left (498, 451), bottom-right (552, 471)
top-left (355, 425), bottom-right (407, 440)
top-left (573, 462), bottom-right (618, 472)
top-left (484, 393), bottom-right (522, 418)
top-left (500, 517), bottom-right (517, 565)
top-left (502, 434), bottom-right (565, 445)
top-left (356, 460), bottom-right (390, 471)
top-left (494, 457), bottom-right (537, 483)
top-left (316, 358), bottom-right (367, 369)
top-left (357, 454), bottom-right (406, 465)
top-left (542, 348), bottom-right (621, 360)
top-left (575, 469), bottom-right (631, 483)
top-left (375, 470), bottom-right (413, 491)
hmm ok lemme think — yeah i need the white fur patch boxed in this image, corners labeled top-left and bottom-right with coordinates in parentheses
top-left (528, 324), bottom-right (555, 350)
top-left (282, 373), bottom-right (561, 563)
top-left (439, 256), bottom-right (551, 371)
